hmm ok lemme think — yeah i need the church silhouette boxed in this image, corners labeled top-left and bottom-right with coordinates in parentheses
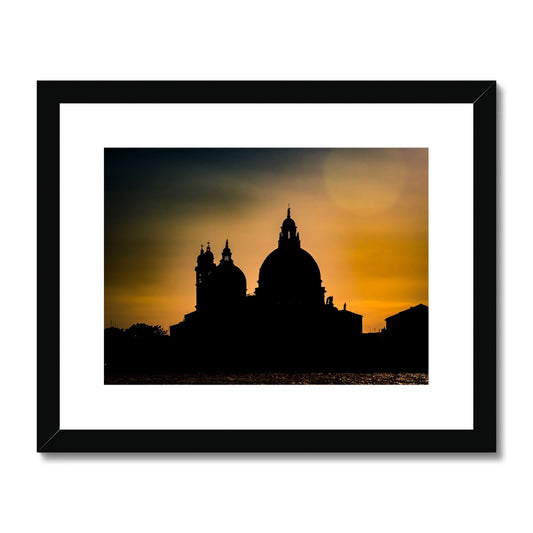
top-left (166, 209), bottom-right (427, 373)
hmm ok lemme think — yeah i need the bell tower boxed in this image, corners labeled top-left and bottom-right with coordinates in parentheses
top-left (195, 242), bottom-right (215, 311)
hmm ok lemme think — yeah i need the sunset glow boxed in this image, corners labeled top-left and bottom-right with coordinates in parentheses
top-left (105, 148), bottom-right (427, 333)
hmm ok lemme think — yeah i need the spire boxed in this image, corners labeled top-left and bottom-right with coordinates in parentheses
top-left (197, 243), bottom-right (206, 262)
top-left (287, 205), bottom-right (291, 218)
top-left (206, 241), bottom-right (211, 252)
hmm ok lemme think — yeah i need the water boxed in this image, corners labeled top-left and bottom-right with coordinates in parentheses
top-left (105, 372), bottom-right (428, 385)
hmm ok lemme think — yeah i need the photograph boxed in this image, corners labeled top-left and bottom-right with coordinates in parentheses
top-left (104, 147), bottom-right (428, 385)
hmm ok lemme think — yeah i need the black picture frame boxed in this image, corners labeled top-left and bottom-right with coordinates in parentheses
top-left (37, 81), bottom-right (496, 453)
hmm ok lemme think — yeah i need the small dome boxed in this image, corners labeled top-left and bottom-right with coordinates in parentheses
top-left (211, 261), bottom-right (246, 288)
top-left (281, 207), bottom-right (297, 232)
top-left (282, 216), bottom-right (296, 232)
top-left (203, 239), bottom-right (246, 305)
top-left (208, 261), bottom-right (247, 304)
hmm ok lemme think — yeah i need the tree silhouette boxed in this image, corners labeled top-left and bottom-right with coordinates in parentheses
top-left (125, 323), bottom-right (168, 339)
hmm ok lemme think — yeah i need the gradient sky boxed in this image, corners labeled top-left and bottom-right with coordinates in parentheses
top-left (105, 148), bottom-right (427, 333)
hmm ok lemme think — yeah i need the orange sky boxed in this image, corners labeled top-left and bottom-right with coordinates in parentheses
top-left (104, 148), bottom-right (427, 333)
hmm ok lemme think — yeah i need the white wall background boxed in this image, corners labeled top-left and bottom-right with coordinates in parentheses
top-left (0, 1), bottom-right (529, 532)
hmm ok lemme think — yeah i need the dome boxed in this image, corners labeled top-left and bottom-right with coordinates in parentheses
top-left (259, 247), bottom-right (320, 282)
top-left (256, 246), bottom-right (324, 307)
top-left (210, 261), bottom-right (246, 294)
top-left (255, 208), bottom-right (325, 308)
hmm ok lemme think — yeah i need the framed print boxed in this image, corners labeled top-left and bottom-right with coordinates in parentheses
top-left (37, 81), bottom-right (496, 452)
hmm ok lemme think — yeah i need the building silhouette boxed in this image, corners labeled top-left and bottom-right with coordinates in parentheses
top-left (385, 304), bottom-right (428, 336)
top-left (106, 208), bottom-right (428, 375)
top-left (168, 209), bottom-right (384, 372)
top-left (170, 208), bottom-right (363, 338)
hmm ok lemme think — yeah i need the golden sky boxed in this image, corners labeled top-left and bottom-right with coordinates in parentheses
top-left (105, 148), bottom-right (427, 333)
